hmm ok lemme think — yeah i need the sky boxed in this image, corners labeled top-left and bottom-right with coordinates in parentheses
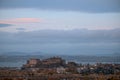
top-left (0, 0), bottom-right (120, 55)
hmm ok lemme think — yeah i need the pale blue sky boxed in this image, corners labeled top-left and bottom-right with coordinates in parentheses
top-left (0, 0), bottom-right (120, 32)
top-left (0, 9), bottom-right (120, 32)
top-left (0, 0), bottom-right (120, 55)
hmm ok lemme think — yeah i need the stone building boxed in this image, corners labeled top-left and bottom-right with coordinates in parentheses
top-left (22, 58), bottom-right (41, 68)
top-left (22, 57), bottom-right (66, 69)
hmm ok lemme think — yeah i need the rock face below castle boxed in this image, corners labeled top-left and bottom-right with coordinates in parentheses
top-left (22, 57), bottom-right (66, 69)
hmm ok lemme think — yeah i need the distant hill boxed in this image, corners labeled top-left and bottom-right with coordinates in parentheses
top-left (112, 53), bottom-right (120, 56)
top-left (0, 51), bottom-right (46, 56)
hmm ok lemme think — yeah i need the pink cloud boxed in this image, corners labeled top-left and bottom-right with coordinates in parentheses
top-left (0, 18), bottom-right (42, 24)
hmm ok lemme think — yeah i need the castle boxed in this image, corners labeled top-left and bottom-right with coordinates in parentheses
top-left (22, 57), bottom-right (66, 69)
